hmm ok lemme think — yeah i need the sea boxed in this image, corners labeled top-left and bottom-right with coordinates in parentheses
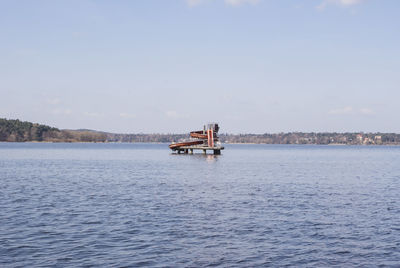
top-left (1, 143), bottom-right (399, 267)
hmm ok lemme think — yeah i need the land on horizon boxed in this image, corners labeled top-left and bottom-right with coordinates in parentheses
top-left (1, 118), bottom-right (400, 145)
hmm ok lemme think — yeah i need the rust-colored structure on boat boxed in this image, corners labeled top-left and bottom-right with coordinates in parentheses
top-left (168, 140), bottom-right (203, 150)
top-left (169, 123), bottom-right (224, 155)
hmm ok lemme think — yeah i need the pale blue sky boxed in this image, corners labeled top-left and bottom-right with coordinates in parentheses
top-left (0, 0), bottom-right (399, 133)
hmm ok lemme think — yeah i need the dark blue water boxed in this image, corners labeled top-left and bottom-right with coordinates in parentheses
top-left (1, 143), bottom-right (400, 267)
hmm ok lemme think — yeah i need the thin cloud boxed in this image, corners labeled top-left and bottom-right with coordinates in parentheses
top-left (329, 106), bottom-right (354, 115)
top-left (337, 0), bottom-right (364, 5)
top-left (119, 113), bottom-right (136, 119)
top-left (224, 0), bottom-right (260, 6)
top-left (329, 106), bottom-right (374, 115)
top-left (83, 112), bottom-right (101, 117)
top-left (52, 109), bottom-right (72, 116)
top-left (165, 110), bottom-right (179, 118)
top-left (317, 0), bottom-right (365, 10)
top-left (359, 108), bottom-right (374, 115)
top-left (165, 110), bottom-right (189, 119)
top-left (186, 0), bottom-right (204, 6)
top-left (186, 0), bottom-right (260, 7)
top-left (45, 98), bottom-right (61, 105)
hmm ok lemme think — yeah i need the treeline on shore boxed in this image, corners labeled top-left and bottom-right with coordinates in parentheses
top-left (2, 118), bottom-right (400, 145)
top-left (219, 133), bottom-right (391, 145)
top-left (0, 118), bottom-right (107, 142)
top-left (108, 133), bottom-right (398, 145)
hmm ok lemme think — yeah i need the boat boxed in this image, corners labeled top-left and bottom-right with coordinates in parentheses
top-left (169, 123), bottom-right (224, 155)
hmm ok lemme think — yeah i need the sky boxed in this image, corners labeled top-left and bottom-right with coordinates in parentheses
top-left (0, 0), bottom-right (399, 134)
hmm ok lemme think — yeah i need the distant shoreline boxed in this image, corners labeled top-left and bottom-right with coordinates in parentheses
top-left (2, 118), bottom-right (400, 145)
top-left (1, 141), bottom-right (400, 146)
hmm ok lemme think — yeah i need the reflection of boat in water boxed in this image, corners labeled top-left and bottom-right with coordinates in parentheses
top-left (169, 123), bottom-right (224, 155)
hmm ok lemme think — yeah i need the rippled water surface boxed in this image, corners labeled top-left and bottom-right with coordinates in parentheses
top-left (1, 143), bottom-right (400, 267)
